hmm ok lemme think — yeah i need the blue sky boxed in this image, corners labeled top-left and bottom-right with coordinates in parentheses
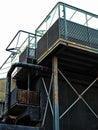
top-left (0, 0), bottom-right (98, 65)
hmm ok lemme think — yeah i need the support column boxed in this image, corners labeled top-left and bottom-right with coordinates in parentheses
top-left (52, 56), bottom-right (59, 130)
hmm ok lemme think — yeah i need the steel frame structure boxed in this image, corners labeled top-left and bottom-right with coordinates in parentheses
top-left (0, 2), bottom-right (98, 130)
top-left (39, 56), bottom-right (98, 130)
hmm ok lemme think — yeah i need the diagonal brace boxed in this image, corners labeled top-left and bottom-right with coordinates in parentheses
top-left (58, 69), bottom-right (98, 120)
top-left (41, 74), bottom-right (53, 126)
top-left (42, 77), bottom-right (54, 116)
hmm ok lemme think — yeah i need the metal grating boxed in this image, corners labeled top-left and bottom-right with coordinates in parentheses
top-left (36, 18), bottom-right (98, 59)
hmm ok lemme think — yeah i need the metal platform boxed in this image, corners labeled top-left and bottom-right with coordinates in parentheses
top-left (37, 39), bottom-right (98, 76)
top-left (36, 18), bottom-right (98, 60)
top-left (0, 124), bottom-right (44, 130)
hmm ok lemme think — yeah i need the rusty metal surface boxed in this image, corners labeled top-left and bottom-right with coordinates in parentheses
top-left (29, 91), bottom-right (40, 106)
top-left (18, 89), bottom-right (27, 104)
top-left (10, 88), bottom-right (40, 117)
top-left (52, 56), bottom-right (59, 130)
top-left (10, 88), bottom-right (40, 106)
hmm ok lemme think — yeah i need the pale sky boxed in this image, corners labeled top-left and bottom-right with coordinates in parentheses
top-left (0, 0), bottom-right (98, 66)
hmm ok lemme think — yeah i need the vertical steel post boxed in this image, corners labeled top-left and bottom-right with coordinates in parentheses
top-left (52, 56), bottom-right (59, 130)
top-left (63, 4), bottom-right (67, 39)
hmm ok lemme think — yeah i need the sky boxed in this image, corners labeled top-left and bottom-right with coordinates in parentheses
top-left (0, 0), bottom-right (98, 66)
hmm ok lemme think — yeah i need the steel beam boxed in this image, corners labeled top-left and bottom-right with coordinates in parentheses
top-left (52, 56), bottom-right (59, 130)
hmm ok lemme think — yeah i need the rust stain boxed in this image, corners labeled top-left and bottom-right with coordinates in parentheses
top-left (54, 89), bottom-right (59, 103)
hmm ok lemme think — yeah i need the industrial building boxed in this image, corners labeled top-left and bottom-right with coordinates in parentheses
top-left (0, 2), bottom-right (98, 130)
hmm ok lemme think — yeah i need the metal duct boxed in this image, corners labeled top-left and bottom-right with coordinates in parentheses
top-left (3, 62), bottom-right (49, 122)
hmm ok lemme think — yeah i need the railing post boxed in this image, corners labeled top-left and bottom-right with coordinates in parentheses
top-left (52, 56), bottom-right (59, 130)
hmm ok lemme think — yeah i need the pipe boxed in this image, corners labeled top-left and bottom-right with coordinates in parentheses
top-left (3, 62), bottom-right (49, 122)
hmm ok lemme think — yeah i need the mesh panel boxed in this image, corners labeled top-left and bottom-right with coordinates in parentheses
top-left (36, 18), bottom-right (98, 59)
top-left (88, 28), bottom-right (98, 48)
top-left (67, 20), bottom-right (89, 46)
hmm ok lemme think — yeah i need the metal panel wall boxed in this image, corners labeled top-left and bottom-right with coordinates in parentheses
top-left (34, 71), bottom-right (98, 130)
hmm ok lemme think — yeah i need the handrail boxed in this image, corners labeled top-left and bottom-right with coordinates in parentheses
top-left (6, 30), bottom-right (36, 52)
top-left (59, 2), bottom-right (98, 18)
top-left (35, 2), bottom-right (98, 36)
top-left (1, 30), bottom-right (36, 65)
top-left (0, 30), bottom-right (42, 78)
top-left (0, 55), bottom-right (11, 79)
top-left (0, 55), bottom-right (11, 70)
top-left (6, 30), bottom-right (42, 53)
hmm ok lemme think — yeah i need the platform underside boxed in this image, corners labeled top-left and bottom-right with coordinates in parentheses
top-left (37, 39), bottom-right (98, 77)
